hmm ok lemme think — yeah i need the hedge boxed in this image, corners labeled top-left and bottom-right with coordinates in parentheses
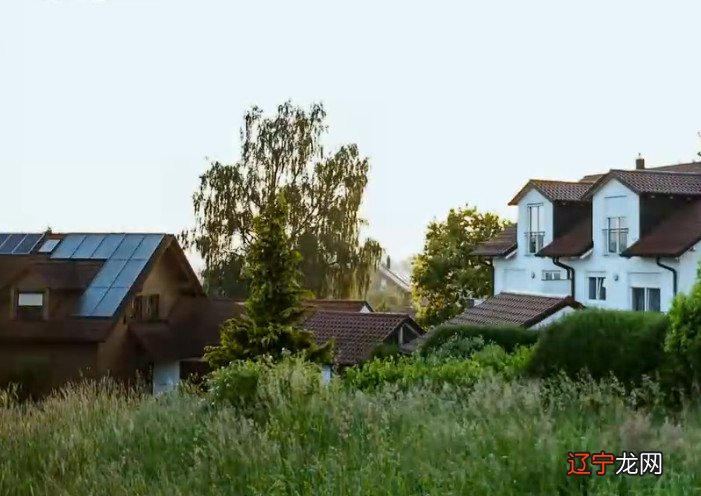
top-left (420, 324), bottom-right (538, 356)
top-left (526, 309), bottom-right (669, 384)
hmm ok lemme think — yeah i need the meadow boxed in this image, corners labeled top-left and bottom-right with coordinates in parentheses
top-left (0, 370), bottom-right (699, 496)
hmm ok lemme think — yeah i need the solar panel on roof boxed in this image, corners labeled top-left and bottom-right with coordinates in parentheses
top-left (91, 286), bottom-right (130, 317)
top-left (12, 233), bottom-right (44, 254)
top-left (0, 234), bottom-right (10, 249)
top-left (75, 233), bottom-right (166, 318)
top-left (76, 287), bottom-right (109, 316)
top-left (113, 259), bottom-right (148, 288)
top-left (132, 234), bottom-right (164, 260)
top-left (51, 234), bottom-right (86, 259)
top-left (112, 234), bottom-right (145, 260)
top-left (71, 234), bottom-right (105, 259)
top-left (0, 234), bottom-right (27, 255)
top-left (91, 234), bottom-right (125, 259)
top-left (38, 239), bottom-right (61, 254)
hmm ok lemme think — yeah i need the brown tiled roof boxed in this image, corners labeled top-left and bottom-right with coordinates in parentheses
top-left (584, 169), bottom-right (701, 199)
top-left (508, 180), bottom-right (590, 205)
top-left (579, 161), bottom-right (701, 183)
top-left (622, 200), bottom-right (701, 258)
top-left (538, 218), bottom-right (593, 258)
top-left (580, 174), bottom-right (604, 183)
top-left (302, 310), bottom-right (424, 365)
top-left (444, 292), bottom-right (582, 328)
top-left (472, 225), bottom-right (518, 257)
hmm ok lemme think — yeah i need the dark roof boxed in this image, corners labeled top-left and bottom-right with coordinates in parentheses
top-left (472, 225), bottom-right (518, 257)
top-left (508, 180), bottom-right (590, 206)
top-left (444, 292), bottom-right (582, 328)
top-left (622, 200), bottom-right (701, 258)
top-left (579, 161), bottom-right (701, 183)
top-left (537, 217), bottom-right (593, 258)
top-left (584, 169), bottom-right (701, 199)
top-left (31, 261), bottom-right (104, 290)
top-left (302, 310), bottom-right (424, 365)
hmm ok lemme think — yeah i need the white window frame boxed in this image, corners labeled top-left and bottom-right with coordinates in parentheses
top-left (18, 292), bottom-right (44, 307)
top-left (542, 270), bottom-right (565, 281)
top-left (526, 203), bottom-right (544, 255)
top-left (606, 216), bottom-right (628, 254)
top-left (588, 276), bottom-right (606, 301)
top-left (631, 287), bottom-right (661, 312)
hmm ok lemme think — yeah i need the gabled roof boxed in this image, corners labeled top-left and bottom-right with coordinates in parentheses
top-left (583, 169), bottom-right (701, 199)
top-left (302, 310), bottom-right (424, 365)
top-left (378, 264), bottom-right (411, 293)
top-left (508, 180), bottom-right (591, 206)
top-left (579, 161), bottom-right (701, 183)
top-left (443, 292), bottom-right (582, 328)
top-left (622, 200), bottom-right (701, 258)
top-left (472, 225), bottom-right (517, 257)
top-left (537, 217), bottom-right (592, 258)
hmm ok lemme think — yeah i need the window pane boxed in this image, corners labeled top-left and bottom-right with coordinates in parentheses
top-left (608, 231), bottom-right (617, 253)
top-left (589, 278), bottom-right (596, 299)
top-left (619, 217), bottom-right (627, 229)
top-left (599, 279), bottom-right (607, 301)
top-left (619, 231), bottom-right (628, 250)
top-left (648, 288), bottom-right (661, 312)
top-left (18, 293), bottom-right (43, 306)
top-left (632, 287), bottom-right (645, 311)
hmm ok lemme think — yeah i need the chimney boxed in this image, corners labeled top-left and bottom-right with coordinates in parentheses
top-left (635, 154), bottom-right (645, 170)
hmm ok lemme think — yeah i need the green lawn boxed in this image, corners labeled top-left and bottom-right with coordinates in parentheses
top-left (0, 376), bottom-right (699, 495)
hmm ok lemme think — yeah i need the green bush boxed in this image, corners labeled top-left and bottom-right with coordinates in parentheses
top-left (345, 344), bottom-right (532, 391)
top-left (665, 266), bottom-right (701, 391)
top-left (369, 343), bottom-right (402, 360)
top-left (208, 357), bottom-right (324, 415)
top-left (527, 309), bottom-right (668, 384)
top-left (420, 324), bottom-right (538, 356)
top-left (430, 335), bottom-right (486, 359)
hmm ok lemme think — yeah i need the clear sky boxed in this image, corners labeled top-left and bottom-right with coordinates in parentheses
top-left (3, 1), bottom-right (701, 268)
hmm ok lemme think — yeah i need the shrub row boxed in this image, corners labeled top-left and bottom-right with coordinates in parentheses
top-left (420, 324), bottom-right (538, 356)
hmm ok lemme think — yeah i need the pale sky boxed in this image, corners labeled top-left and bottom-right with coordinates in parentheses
top-left (3, 1), bottom-right (701, 268)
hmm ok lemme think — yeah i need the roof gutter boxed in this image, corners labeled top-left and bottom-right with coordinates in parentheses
top-left (551, 257), bottom-right (576, 299)
top-left (655, 257), bottom-right (677, 296)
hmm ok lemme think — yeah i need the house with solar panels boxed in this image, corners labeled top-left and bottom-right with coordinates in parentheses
top-left (444, 157), bottom-right (701, 329)
top-left (0, 231), bottom-right (208, 395)
top-left (0, 231), bottom-right (425, 394)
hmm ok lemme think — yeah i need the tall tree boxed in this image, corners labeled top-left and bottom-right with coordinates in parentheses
top-left (412, 205), bottom-right (512, 327)
top-left (183, 101), bottom-right (382, 298)
top-left (204, 194), bottom-right (333, 368)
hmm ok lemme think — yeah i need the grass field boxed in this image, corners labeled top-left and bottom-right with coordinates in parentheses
top-left (0, 372), bottom-right (699, 496)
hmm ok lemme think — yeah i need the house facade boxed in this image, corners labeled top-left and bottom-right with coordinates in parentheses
top-left (0, 231), bottom-right (421, 394)
top-left (469, 158), bottom-right (701, 324)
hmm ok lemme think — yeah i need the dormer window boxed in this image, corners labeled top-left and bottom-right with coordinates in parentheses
top-left (16, 291), bottom-right (46, 321)
top-left (526, 204), bottom-right (544, 254)
top-left (605, 216), bottom-right (628, 254)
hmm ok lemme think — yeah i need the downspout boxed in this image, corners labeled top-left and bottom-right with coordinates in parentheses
top-left (552, 257), bottom-right (576, 299)
top-left (656, 257), bottom-right (677, 296)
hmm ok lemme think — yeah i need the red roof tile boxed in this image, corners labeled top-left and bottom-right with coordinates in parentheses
top-left (584, 170), bottom-right (701, 199)
top-left (444, 292), bottom-right (582, 328)
top-left (472, 225), bottom-right (518, 257)
top-left (302, 310), bottom-right (424, 365)
top-left (538, 218), bottom-right (592, 257)
top-left (622, 200), bottom-right (701, 258)
top-left (509, 180), bottom-right (591, 205)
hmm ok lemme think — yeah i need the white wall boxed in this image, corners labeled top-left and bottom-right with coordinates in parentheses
top-left (530, 306), bottom-right (575, 329)
top-left (492, 189), bottom-right (570, 297)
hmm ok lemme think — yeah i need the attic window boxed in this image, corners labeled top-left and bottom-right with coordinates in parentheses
top-left (16, 292), bottom-right (46, 321)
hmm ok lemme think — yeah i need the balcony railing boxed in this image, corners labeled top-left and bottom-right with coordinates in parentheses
top-left (602, 228), bottom-right (628, 254)
top-left (524, 231), bottom-right (545, 254)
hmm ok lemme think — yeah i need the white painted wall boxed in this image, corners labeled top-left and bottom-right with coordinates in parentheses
top-left (492, 178), bottom-right (700, 313)
top-left (153, 361), bottom-right (180, 395)
top-left (492, 189), bottom-right (570, 298)
top-left (530, 306), bottom-right (575, 329)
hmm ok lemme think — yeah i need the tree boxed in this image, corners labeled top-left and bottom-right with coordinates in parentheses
top-left (411, 205), bottom-right (512, 327)
top-left (204, 194), bottom-right (333, 368)
top-left (182, 101), bottom-right (382, 299)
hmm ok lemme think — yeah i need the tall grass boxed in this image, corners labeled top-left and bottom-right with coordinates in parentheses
top-left (0, 374), bottom-right (699, 495)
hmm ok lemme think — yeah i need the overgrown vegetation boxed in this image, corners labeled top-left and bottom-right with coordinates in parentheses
top-left (421, 323), bottom-right (538, 356)
top-left (204, 195), bottom-right (332, 368)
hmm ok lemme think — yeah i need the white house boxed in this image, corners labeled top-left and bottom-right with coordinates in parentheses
top-left (450, 158), bottom-right (701, 327)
